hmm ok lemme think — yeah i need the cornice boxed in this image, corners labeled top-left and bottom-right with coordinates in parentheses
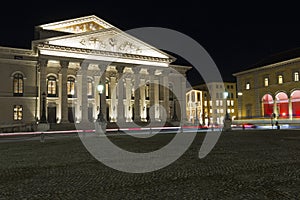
top-left (37, 44), bottom-right (173, 64)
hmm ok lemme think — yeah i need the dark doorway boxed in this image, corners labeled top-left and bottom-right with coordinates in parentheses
top-left (146, 107), bottom-right (150, 121)
top-left (68, 107), bottom-right (75, 123)
top-left (47, 107), bottom-right (56, 123)
top-left (106, 106), bottom-right (110, 122)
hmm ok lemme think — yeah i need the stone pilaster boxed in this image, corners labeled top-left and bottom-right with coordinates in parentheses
top-left (39, 59), bottom-right (48, 121)
top-left (162, 70), bottom-right (170, 121)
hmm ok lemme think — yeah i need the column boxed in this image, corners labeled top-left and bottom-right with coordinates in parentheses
top-left (99, 66), bottom-right (107, 121)
top-left (148, 68), bottom-right (156, 122)
top-left (117, 66), bottom-right (125, 123)
top-left (133, 67), bottom-right (141, 122)
top-left (93, 75), bottom-right (101, 120)
top-left (273, 98), bottom-right (278, 117)
top-left (39, 59), bottom-right (48, 121)
top-left (60, 60), bottom-right (69, 123)
top-left (181, 76), bottom-right (187, 122)
top-left (140, 78), bottom-right (146, 121)
top-left (289, 97), bottom-right (293, 120)
top-left (58, 73), bottom-right (62, 122)
top-left (154, 79), bottom-right (160, 121)
top-left (110, 76), bottom-right (117, 122)
top-left (81, 63), bottom-right (89, 123)
top-left (162, 70), bottom-right (170, 121)
top-left (75, 74), bottom-right (82, 122)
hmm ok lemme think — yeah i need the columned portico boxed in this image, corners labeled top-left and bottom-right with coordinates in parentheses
top-left (29, 15), bottom-right (191, 128)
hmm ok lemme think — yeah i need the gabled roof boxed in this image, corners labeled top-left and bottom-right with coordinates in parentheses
top-left (37, 15), bottom-right (114, 34)
top-left (34, 15), bottom-right (176, 65)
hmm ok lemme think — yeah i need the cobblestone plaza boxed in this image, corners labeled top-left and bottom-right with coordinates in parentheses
top-left (0, 130), bottom-right (299, 199)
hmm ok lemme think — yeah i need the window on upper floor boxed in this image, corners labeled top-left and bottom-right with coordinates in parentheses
top-left (13, 73), bottom-right (23, 96)
top-left (278, 75), bottom-right (283, 84)
top-left (264, 77), bottom-right (269, 87)
top-left (67, 77), bottom-right (76, 97)
top-left (246, 82), bottom-right (250, 90)
top-left (294, 72), bottom-right (299, 82)
top-left (47, 76), bottom-right (57, 97)
top-left (87, 78), bottom-right (93, 98)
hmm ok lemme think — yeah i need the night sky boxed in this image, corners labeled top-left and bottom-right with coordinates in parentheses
top-left (1, 1), bottom-right (300, 85)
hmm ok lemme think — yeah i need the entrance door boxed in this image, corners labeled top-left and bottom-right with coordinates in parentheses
top-left (47, 107), bottom-right (56, 123)
top-left (68, 107), bottom-right (75, 123)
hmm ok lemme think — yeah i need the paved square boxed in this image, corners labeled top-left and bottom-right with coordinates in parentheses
top-left (0, 129), bottom-right (299, 199)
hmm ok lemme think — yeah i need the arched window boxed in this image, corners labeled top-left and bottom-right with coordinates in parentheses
top-left (87, 78), bottom-right (93, 98)
top-left (291, 90), bottom-right (300, 117)
top-left (47, 76), bottom-right (57, 97)
top-left (262, 94), bottom-right (273, 117)
top-left (13, 73), bottom-right (23, 96)
top-left (245, 82), bottom-right (250, 90)
top-left (275, 92), bottom-right (288, 117)
top-left (67, 77), bottom-right (76, 97)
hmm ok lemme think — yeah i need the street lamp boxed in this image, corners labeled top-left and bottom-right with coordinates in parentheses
top-left (97, 84), bottom-right (105, 122)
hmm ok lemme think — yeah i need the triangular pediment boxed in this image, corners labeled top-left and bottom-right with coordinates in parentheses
top-left (38, 15), bottom-right (114, 34)
top-left (35, 15), bottom-right (175, 66)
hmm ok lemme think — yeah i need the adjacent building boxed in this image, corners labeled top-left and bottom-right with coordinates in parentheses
top-left (233, 48), bottom-right (300, 120)
top-left (188, 82), bottom-right (237, 125)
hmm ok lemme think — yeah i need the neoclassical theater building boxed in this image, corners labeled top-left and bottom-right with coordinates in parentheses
top-left (233, 48), bottom-right (300, 121)
top-left (0, 15), bottom-right (190, 127)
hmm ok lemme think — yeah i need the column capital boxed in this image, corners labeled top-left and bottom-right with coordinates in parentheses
top-left (80, 62), bottom-right (89, 70)
top-left (38, 58), bottom-right (48, 68)
top-left (147, 68), bottom-right (156, 75)
top-left (60, 60), bottom-right (69, 68)
top-left (116, 66), bottom-right (125, 74)
top-left (161, 69), bottom-right (170, 76)
top-left (132, 66), bottom-right (141, 74)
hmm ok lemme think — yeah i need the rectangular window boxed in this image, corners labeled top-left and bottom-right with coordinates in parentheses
top-left (227, 100), bottom-right (230, 106)
top-left (204, 101), bottom-right (207, 107)
top-left (220, 109), bottom-right (224, 113)
top-left (231, 100), bottom-right (234, 106)
top-left (278, 75), bottom-right (283, 84)
top-left (294, 72), bottom-right (299, 82)
top-left (227, 109), bottom-right (231, 114)
top-left (209, 100), bottom-right (212, 106)
top-left (13, 105), bottom-right (23, 120)
top-left (216, 100), bottom-right (219, 106)
top-left (209, 109), bottom-right (212, 114)
top-left (231, 109), bottom-right (235, 113)
top-left (87, 82), bottom-right (93, 96)
top-left (246, 82), bottom-right (250, 90)
top-left (220, 100), bottom-right (223, 106)
top-left (264, 77), bottom-right (269, 87)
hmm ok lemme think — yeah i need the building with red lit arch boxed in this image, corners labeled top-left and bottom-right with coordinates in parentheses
top-left (233, 48), bottom-right (300, 122)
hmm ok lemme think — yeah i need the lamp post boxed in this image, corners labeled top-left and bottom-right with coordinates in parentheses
top-left (96, 83), bottom-right (106, 135)
top-left (97, 84), bottom-right (105, 122)
top-left (223, 91), bottom-right (229, 120)
top-left (223, 90), bottom-right (231, 131)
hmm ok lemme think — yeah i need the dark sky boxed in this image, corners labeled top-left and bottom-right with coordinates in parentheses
top-left (1, 1), bottom-right (300, 85)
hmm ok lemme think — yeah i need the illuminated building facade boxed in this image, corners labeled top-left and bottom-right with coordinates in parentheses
top-left (0, 15), bottom-right (190, 127)
top-left (233, 49), bottom-right (300, 120)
